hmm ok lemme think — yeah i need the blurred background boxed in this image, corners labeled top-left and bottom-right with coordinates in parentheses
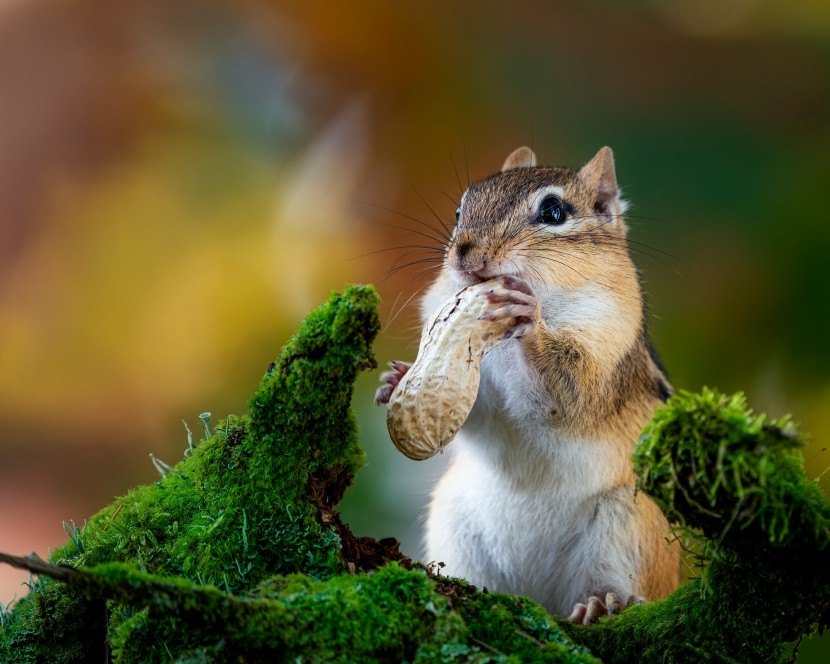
top-left (0, 0), bottom-right (828, 658)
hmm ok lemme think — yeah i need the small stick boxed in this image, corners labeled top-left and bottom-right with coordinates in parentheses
top-left (103, 504), bottom-right (124, 532)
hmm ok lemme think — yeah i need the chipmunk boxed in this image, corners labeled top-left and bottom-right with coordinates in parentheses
top-left (376, 146), bottom-right (681, 623)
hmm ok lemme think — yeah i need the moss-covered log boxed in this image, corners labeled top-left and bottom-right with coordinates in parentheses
top-left (1, 285), bottom-right (828, 662)
top-left (1, 284), bottom-right (387, 661)
top-left (0, 554), bottom-right (596, 663)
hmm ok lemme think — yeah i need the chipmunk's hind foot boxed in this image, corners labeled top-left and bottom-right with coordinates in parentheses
top-left (567, 593), bottom-right (645, 625)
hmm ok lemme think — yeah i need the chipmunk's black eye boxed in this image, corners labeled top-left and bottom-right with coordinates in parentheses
top-left (455, 205), bottom-right (461, 222)
top-left (538, 196), bottom-right (566, 225)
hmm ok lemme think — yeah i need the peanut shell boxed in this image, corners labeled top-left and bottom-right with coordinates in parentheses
top-left (386, 277), bottom-right (517, 460)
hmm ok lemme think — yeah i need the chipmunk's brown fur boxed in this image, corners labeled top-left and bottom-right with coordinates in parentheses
top-left (380, 146), bottom-right (681, 622)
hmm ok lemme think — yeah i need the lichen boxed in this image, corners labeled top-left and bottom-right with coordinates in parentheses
top-left (1, 289), bottom-right (828, 663)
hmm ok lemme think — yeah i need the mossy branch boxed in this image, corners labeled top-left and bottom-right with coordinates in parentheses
top-left (563, 390), bottom-right (830, 663)
top-left (635, 388), bottom-right (830, 551)
top-left (1, 552), bottom-right (598, 663)
top-left (1, 286), bottom-right (828, 663)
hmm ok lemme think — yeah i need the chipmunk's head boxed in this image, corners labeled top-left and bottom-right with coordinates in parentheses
top-left (447, 146), bottom-right (630, 290)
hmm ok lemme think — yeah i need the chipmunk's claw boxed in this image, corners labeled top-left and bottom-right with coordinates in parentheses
top-left (478, 278), bottom-right (540, 339)
top-left (375, 361), bottom-right (412, 405)
top-left (567, 593), bottom-right (645, 625)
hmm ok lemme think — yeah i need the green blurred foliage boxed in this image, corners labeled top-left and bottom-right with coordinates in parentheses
top-left (0, 0), bottom-right (828, 657)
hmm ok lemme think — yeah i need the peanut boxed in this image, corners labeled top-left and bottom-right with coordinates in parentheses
top-left (386, 277), bottom-right (517, 460)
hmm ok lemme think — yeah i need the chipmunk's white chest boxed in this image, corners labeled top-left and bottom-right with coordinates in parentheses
top-left (425, 343), bottom-right (638, 615)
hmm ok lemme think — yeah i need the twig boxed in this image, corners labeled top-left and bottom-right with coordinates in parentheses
top-left (0, 552), bottom-right (81, 583)
top-left (104, 504), bottom-right (124, 532)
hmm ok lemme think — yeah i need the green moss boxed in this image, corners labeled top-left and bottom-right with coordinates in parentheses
top-left (1, 284), bottom-right (380, 661)
top-left (0, 578), bottom-right (106, 663)
top-left (634, 388), bottom-right (829, 550)
top-left (563, 389), bottom-right (830, 663)
top-left (3, 560), bottom-right (598, 663)
top-left (1, 290), bottom-right (828, 663)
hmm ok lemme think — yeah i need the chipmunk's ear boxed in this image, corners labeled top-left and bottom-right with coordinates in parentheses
top-left (578, 146), bottom-right (622, 221)
top-left (501, 146), bottom-right (537, 172)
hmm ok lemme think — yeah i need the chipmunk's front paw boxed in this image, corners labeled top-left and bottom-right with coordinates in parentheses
top-left (479, 276), bottom-right (540, 339)
top-left (375, 361), bottom-right (412, 405)
top-left (567, 593), bottom-right (644, 625)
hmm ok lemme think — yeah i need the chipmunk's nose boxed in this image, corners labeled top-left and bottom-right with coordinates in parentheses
top-left (452, 233), bottom-right (482, 267)
top-left (456, 240), bottom-right (474, 260)
top-left (453, 231), bottom-right (479, 259)
top-left (451, 233), bottom-right (489, 279)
